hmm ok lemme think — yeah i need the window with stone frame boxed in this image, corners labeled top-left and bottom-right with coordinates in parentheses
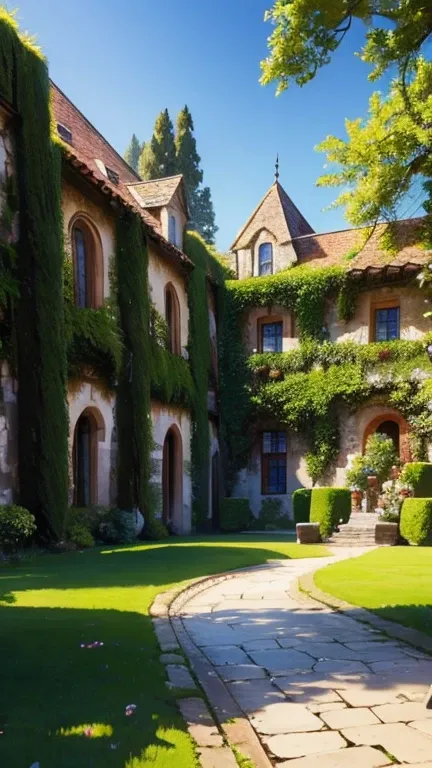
top-left (258, 242), bottom-right (273, 276)
top-left (260, 320), bottom-right (283, 352)
top-left (262, 431), bottom-right (287, 494)
top-left (371, 300), bottom-right (400, 342)
top-left (72, 221), bottom-right (97, 309)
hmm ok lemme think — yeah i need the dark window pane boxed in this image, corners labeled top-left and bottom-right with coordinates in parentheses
top-left (268, 457), bottom-right (286, 494)
top-left (263, 431), bottom-right (287, 454)
top-left (375, 307), bottom-right (400, 342)
top-left (74, 227), bottom-right (87, 308)
top-left (259, 243), bottom-right (273, 276)
top-left (262, 322), bottom-right (282, 352)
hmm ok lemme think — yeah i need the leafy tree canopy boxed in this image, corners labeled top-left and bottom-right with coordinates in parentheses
top-left (260, 1), bottom-right (432, 234)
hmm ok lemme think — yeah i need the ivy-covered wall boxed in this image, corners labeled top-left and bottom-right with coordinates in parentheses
top-left (0, 12), bottom-right (69, 538)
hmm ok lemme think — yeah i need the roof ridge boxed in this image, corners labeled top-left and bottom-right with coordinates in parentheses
top-left (291, 216), bottom-right (425, 241)
top-left (50, 80), bottom-right (141, 181)
top-left (127, 174), bottom-right (183, 187)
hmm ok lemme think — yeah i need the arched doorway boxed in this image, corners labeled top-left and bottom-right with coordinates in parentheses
top-left (363, 410), bottom-right (411, 463)
top-left (162, 425), bottom-right (182, 529)
top-left (72, 409), bottom-right (104, 506)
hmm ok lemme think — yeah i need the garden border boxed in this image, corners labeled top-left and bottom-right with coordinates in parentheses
top-left (297, 569), bottom-right (432, 654)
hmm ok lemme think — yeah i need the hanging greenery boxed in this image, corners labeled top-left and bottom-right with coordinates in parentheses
top-left (183, 231), bottom-right (228, 528)
top-left (115, 210), bottom-right (152, 520)
top-left (0, 11), bottom-right (69, 539)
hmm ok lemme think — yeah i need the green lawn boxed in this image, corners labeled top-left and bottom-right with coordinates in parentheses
top-left (315, 547), bottom-right (432, 637)
top-left (0, 535), bottom-right (327, 768)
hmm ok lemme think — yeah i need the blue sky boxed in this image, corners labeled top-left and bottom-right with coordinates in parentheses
top-left (14, 1), bottom-right (393, 250)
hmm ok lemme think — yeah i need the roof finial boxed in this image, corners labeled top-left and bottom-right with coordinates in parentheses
top-left (275, 153), bottom-right (280, 181)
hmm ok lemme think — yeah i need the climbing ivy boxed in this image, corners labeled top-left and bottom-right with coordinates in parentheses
top-left (0, 11), bottom-right (69, 538)
top-left (115, 211), bottom-right (152, 520)
top-left (183, 231), bottom-right (228, 528)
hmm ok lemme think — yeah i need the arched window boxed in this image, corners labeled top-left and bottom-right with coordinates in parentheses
top-left (258, 243), bottom-right (273, 276)
top-left (168, 215), bottom-right (177, 245)
top-left (71, 217), bottom-right (103, 309)
top-left (72, 409), bottom-right (105, 506)
top-left (162, 425), bottom-right (183, 531)
top-left (165, 283), bottom-right (181, 355)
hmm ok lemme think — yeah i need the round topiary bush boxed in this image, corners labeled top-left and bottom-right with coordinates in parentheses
top-left (0, 505), bottom-right (36, 554)
top-left (310, 488), bottom-right (351, 538)
top-left (400, 498), bottom-right (432, 545)
top-left (293, 488), bottom-right (312, 524)
top-left (400, 463), bottom-right (432, 497)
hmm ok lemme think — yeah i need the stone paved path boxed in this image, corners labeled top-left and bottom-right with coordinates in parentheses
top-left (177, 550), bottom-right (432, 766)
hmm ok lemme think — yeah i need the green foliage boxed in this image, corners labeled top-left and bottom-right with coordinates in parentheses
top-left (138, 109), bottom-right (176, 179)
top-left (145, 518), bottom-right (170, 541)
top-left (316, 60), bottom-right (432, 233)
top-left (150, 343), bottom-right (195, 408)
top-left (400, 497), bottom-right (432, 545)
top-left (227, 265), bottom-right (351, 340)
top-left (68, 523), bottom-right (95, 548)
top-left (293, 488), bottom-right (312, 524)
top-left (220, 498), bottom-right (252, 532)
top-left (261, 2), bottom-right (432, 235)
top-left (123, 133), bottom-right (141, 173)
top-left (310, 487), bottom-right (351, 538)
top-left (150, 301), bottom-right (169, 348)
top-left (346, 456), bottom-right (369, 492)
top-left (363, 433), bottom-right (397, 487)
top-left (261, 1), bottom-right (432, 90)
top-left (400, 463), bottom-right (432, 497)
top-left (184, 231), bottom-right (227, 527)
top-left (0, 12), bottom-right (69, 539)
top-left (65, 505), bottom-right (109, 537)
top-left (115, 211), bottom-right (152, 518)
top-left (251, 497), bottom-right (292, 530)
top-left (0, 505), bottom-right (36, 553)
top-left (192, 185), bottom-right (218, 245)
top-left (175, 104), bottom-right (203, 233)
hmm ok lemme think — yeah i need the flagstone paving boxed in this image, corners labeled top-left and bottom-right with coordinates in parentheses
top-left (176, 550), bottom-right (432, 765)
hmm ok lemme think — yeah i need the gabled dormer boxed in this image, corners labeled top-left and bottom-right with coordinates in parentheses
top-left (127, 174), bottom-right (189, 250)
top-left (230, 180), bottom-right (314, 279)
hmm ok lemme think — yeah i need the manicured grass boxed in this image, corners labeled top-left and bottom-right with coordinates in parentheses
top-left (0, 535), bottom-right (328, 767)
top-left (315, 547), bottom-right (432, 637)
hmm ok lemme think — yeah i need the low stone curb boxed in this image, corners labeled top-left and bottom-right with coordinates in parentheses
top-left (298, 570), bottom-right (432, 655)
top-left (150, 565), bottom-right (274, 768)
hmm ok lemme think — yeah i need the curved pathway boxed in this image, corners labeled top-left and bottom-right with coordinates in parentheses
top-left (175, 550), bottom-right (432, 767)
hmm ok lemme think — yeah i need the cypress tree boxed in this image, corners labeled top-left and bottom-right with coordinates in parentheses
top-left (175, 105), bottom-right (203, 197)
top-left (139, 109), bottom-right (176, 179)
top-left (175, 105), bottom-right (217, 244)
top-left (193, 186), bottom-right (218, 245)
top-left (124, 133), bottom-right (141, 173)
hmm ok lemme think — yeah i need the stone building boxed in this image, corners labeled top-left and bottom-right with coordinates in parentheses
top-left (0, 79), bottom-right (221, 535)
top-left (229, 178), bottom-right (432, 518)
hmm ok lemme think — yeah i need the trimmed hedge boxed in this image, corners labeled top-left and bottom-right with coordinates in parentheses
top-left (400, 498), bottom-right (432, 545)
top-left (401, 463), bottom-right (432, 498)
top-left (293, 489), bottom-right (312, 524)
top-left (220, 498), bottom-right (251, 532)
top-left (310, 488), bottom-right (351, 538)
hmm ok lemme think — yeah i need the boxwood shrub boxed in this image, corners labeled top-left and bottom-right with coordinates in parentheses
top-left (0, 505), bottom-right (36, 554)
top-left (293, 488), bottom-right (312, 524)
top-left (400, 498), bottom-right (432, 545)
top-left (310, 488), bottom-right (351, 538)
top-left (401, 463), bottom-right (432, 497)
top-left (220, 498), bottom-right (251, 532)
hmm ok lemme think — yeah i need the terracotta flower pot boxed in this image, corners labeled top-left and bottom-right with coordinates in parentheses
top-left (269, 369), bottom-right (282, 380)
top-left (367, 475), bottom-right (378, 489)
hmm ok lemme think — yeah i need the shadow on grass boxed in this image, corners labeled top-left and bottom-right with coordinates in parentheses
top-left (0, 541), bottom-right (310, 595)
top-left (0, 604), bottom-right (192, 767)
top-left (371, 603), bottom-right (432, 638)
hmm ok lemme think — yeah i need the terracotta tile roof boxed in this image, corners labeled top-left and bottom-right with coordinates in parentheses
top-left (292, 219), bottom-right (431, 271)
top-left (128, 175), bottom-right (186, 209)
top-left (231, 181), bottom-right (314, 250)
top-left (51, 82), bottom-right (193, 272)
